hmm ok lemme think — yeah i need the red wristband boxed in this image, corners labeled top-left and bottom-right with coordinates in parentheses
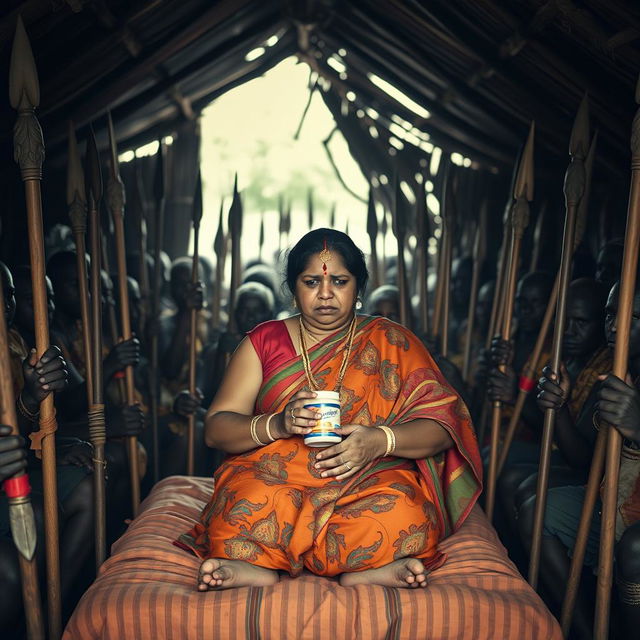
top-left (518, 376), bottom-right (536, 393)
top-left (3, 474), bottom-right (31, 499)
top-left (114, 370), bottom-right (125, 379)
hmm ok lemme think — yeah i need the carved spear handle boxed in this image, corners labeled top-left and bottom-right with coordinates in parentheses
top-left (85, 123), bottom-right (108, 568)
top-left (594, 80), bottom-right (640, 639)
top-left (485, 122), bottom-right (535, 521)
top-left (187, 171), bottom-right (203, 475)
top-left (10, 17), bottom-right (61, 639)
top-left (529, 96), bottom-right (590, 588)
top-left (107, 112), bottom-right (140, 517)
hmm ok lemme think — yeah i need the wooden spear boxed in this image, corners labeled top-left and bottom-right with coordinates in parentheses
top-left (366, 186), bottom-right (380, 291)
top-left (212, 198), bottom-right (225, 326)
top-left (67, 121), bottom-right (93, 400)
top-left (227, 174), bottom-right (243, 333)
top-left (259, 212), bottom-right (265, 262)
top-left (485, 122), bottom-right (535, 522)
top-left (106, 112), bottom-right (140, 517)
top-left (462, 199), bottom-right (487, 382)
top-left (529, 201), bottom-right (547, 273)
top-left (497, 131), bottom-right (597, 477)
top-left (392, 171), bottom-right (411, 329)
top-left (134, 160), bottom-right (150, 334)
top-left (85, 123), bottom-right (108, 568)
top-left (68, 121), bottom-right (107, 568)
top-left (307, 187), bottom-right (314, 230)
top-left (10, 17), bottom-right (62, 638)
top-left (186, 171), bottom-right (203, 475)
top-left (528, 97), bottom-right (590, 588)
top-left (149, 140), bottom-right (165, 484)
top-left (593, 81), bottom-right (640, 639)
top-left (415, 176), bottom-right (430, 337)
top-left (439, 166), bottom-right (457, 356)
top-left (0, 277), bottom-right (44, 640)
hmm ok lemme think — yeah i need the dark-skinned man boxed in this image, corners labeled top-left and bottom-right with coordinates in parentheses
top-left (518, 279), bottom-right (640, 639)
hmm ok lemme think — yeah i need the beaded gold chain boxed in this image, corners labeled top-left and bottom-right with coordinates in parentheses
top-left (298, 314), bottom-right (358, 392)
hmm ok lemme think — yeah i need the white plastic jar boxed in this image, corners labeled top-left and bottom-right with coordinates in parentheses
top-left (303, 391), bottom-right (342, 448)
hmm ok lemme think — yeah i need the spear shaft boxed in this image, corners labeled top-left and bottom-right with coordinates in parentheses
top-left (107, 113), bottom-right (140, 517)
top-left (594, 82), bottom-right (640, 638)
top-left (10, 17), bottom-right (62, 638)
top-left (528, 98), bottom-right (590, 588)
top-left (485, 122), bottom-right (535, 521)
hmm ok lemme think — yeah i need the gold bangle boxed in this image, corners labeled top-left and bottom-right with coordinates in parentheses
top-left (265, 413), bottom-right (277, 442)
top-left (250, 414), bottom-right (266, 446)
top-left (376, 425), bottom-right (396, 457)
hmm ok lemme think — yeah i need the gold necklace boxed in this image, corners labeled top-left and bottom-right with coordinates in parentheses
top-left (298, 314), bottom-right (358, 392)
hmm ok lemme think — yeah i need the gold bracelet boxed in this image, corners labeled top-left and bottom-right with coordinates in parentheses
top-left (376, 425), bottom-right (396, 456)
top-left (264, 413), bottom-right (277, 442)
top-left (250, 414), bottom-right (266, 446)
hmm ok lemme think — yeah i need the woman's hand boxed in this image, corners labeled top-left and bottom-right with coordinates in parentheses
top-left (536, 363), bottom-right (570, 412)
top-left (275, 390), bottom-right (320, 439)
top-left (21, 345), bottom-right (68, 408)
top-left (313, 424), bottom-right (387, 480)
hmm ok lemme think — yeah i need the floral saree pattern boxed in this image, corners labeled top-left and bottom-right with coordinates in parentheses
top-left (177, 316), bottom-right (482, 576)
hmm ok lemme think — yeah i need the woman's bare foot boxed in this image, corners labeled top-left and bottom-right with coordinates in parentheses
top-left (197, 558), bottom-right (279, 591)
top-left (339, 558), bottom-right (428, 588)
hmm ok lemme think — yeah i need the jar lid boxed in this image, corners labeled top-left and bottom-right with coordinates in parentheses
top-left (312, 390), bottom-right (340, 400)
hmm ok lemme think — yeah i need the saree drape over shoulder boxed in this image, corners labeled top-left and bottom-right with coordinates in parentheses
top-left (177, 316), bottom-right (482, 576)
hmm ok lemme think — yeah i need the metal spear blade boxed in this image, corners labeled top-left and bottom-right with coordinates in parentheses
top-left (9, 498), bottom-right (37, 561)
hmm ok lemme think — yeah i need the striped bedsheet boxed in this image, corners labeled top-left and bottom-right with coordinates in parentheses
top-left (64, 476), bottom-right (561, 639)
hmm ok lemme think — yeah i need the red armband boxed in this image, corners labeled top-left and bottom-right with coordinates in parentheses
top-left (113, 370), bottom-right (125, 379)
top-left (3, 474), bottom-right (31, 499)
top-left (518, 376), bottom-right (536, 393)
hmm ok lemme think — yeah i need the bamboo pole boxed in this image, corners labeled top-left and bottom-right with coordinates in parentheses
top-left (149, 139), bottom-right (165, 484)
top-left (392, 172), bottom-right (411, 329)
top-left (227, 175), bottom-right (242, 333)
top-left (85, 124), bottom-right (108, 568)
top-left (528, 97), bottom-right (590, 588)
top-left (462, 200), bottom-right (487, 381)
top-left (497, 133), bottom-right (597, 477)
top-left (0, 277), bottom-right (44, 639)
top-left (485, 122), bottom-right (535, 521)
top-left (106, 112), bottom-right (140, 517)
top-left (10, 17), bottom-right (62, 639)
top-left (366, 186), bottom-right (380, 292)
top-left (416, 177), bottom-right (430, 337)
top-left (594, 80), bottom-right (640, 639)
top-left (187, 171), bottom-right (203, 475)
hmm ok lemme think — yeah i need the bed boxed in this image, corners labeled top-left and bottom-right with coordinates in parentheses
top-left (63, 476), bottom-right (561, 639)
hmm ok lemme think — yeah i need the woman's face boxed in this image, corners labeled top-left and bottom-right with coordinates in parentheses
top-left (295, 251), bottom-right (357, 331)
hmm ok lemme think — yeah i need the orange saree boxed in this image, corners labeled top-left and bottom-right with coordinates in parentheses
top-left (177, 316), bottom-right (482, 576)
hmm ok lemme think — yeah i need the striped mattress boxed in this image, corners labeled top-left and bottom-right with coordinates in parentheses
top-left (63, 476), bottom-right (561, 639)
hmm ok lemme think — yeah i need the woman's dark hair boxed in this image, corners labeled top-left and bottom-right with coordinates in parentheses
top-left (286, 228), bottom-right (369, 295)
